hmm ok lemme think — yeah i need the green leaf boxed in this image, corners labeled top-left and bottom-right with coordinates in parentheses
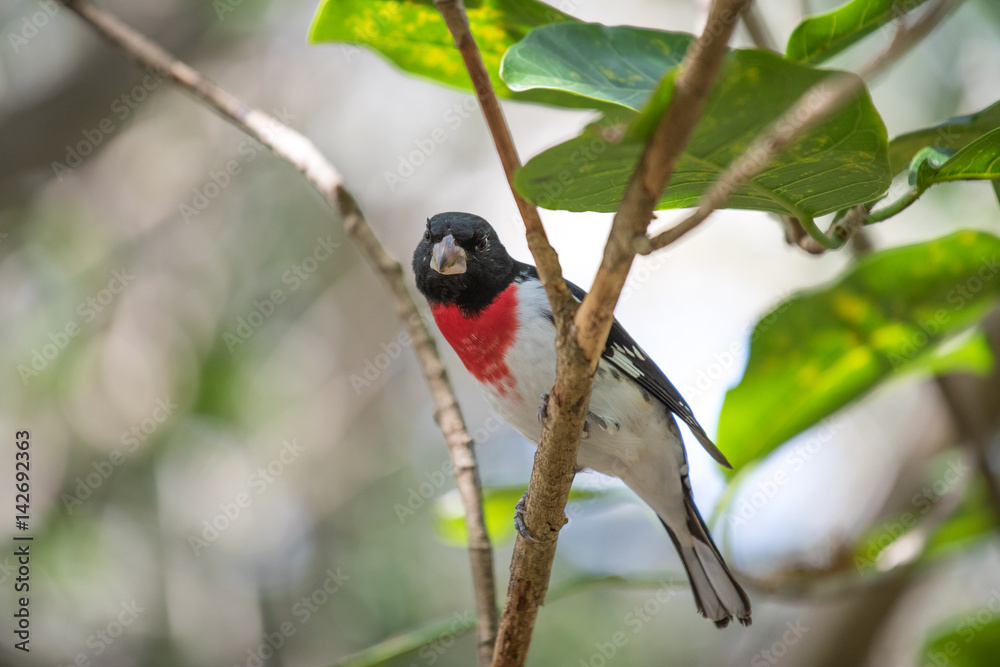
top-left (502, 24), bottom-right (692, 110)
top-left (509, 24), bottom-right (890, 217)
top-left (921, 613), bottom-right (1000, 667)
top-left (718, 231), bottom-right (1000, 472)
top-left (918, 329), bottom-right (994, 377)
top-left (432, 485), bottom-right (611, 546)
top-left (889, 100), bottom-right (1000, 174)
top-left (307, 0), bottom-right (577, 104)
top-left (786, 0), bottom-right (931, 65)
top-left (908, 129), bottom-right (1000, 190)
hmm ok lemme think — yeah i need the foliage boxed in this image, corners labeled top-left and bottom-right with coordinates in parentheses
top-left (307, 2), bottom-right (1000, 664)
top-left (785, 0), bottom-right (932, 64)
top-left (888, 100), bottom-right (1000, 174)
top-left (718, 231), bottom-right (1000, 471)
top-left (505, 24), bottom-right (890, 219)
top-left (309, 0), bottom-right (579, 104)
top-left (921, 614), bottom-right (1000, 667)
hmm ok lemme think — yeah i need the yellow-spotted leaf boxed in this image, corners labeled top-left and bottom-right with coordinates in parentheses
top-left (308, 0), bottom-right (580, 105)
top-left (717, 231), bottom-right (1000, 472)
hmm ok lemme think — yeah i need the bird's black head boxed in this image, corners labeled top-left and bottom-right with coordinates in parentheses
top-left (412, 212), bottom-right (517, 314)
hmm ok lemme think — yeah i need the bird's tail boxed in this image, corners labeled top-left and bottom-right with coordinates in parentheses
top-left (660, 496), bottom-right (751, 628)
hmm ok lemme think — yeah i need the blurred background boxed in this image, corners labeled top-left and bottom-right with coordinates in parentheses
top-left (1, 0), bottom-right (1000, 665)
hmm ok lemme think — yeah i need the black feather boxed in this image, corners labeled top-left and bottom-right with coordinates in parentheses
top-left (515, 263), bottom-right (732, 468)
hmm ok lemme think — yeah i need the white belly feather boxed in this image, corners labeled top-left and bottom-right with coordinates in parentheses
top-left (479, 281), bottom-right (689, 519)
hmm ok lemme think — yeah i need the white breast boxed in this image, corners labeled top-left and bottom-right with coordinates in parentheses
top-left (478, 280), bottom-right (684, 486)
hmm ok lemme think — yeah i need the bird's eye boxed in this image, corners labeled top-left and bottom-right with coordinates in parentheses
top-left (475, 236), bottom-right (489, 252)
top-left (424, 229), bottom-right (431, 242)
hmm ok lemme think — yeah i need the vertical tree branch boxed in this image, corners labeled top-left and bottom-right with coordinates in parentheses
top-left (57, 0), bottom-right (499, 660)
top-left (436, 1), bottom-right (750, 665)
top-left (432, 0), bottom-right (574, 320)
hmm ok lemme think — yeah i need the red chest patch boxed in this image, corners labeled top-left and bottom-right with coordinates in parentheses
top-left (431, 284), bottom-right (519, 397)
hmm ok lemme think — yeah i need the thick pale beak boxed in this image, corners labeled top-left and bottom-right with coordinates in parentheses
top-left (429, 234), bottom-right (467, 275)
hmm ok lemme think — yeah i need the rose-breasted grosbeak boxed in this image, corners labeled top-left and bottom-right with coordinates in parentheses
top-left (412, 212), bottom-right (751, 628)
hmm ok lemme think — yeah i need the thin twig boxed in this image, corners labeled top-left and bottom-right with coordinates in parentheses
top-left (741, 2), bottom-right (778, 51)
top-left (436, 1), bottom-right (749, 665)
top-left (639, 0), bottom-right (964, 255)
top-left (433, 0), bottom-right (573, 320)
top-left (57, 0), bottom-right (499, 654)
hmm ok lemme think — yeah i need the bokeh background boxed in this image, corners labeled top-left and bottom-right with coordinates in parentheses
top-left (2, 0), bottom-right (1000, 665)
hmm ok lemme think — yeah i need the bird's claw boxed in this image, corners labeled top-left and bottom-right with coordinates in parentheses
top-left (514, 492), bottom-right (541, 543)
top-left (537, 393), bottom-right (550, 426)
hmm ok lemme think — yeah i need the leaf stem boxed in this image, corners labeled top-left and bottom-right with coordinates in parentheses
top-left (865, 187), bottom-right (926, 224)
top-left (798, 215), bottom-right (844, 249)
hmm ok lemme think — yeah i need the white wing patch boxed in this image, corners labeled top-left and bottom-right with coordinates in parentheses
top-left (609, 343), bottom-right (646, 379)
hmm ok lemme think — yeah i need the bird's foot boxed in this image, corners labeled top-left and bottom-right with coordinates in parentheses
top-left (537, 393), bottom-right (550, 426)
top-left (514, 492), bottom-right (541, 543)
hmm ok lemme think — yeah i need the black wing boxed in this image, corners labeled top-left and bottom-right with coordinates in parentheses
top-left (516, 262), bottom-right (731, 468)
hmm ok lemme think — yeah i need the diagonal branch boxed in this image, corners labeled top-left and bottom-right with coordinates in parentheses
top-left (639, 0), bottom-right (964, 255)
top-left (432, 3), bottom-right (587, 665)
top-left (436, 1), bottom-right (749, 665)
top-left (741, 2), bottom-right (778, 52)
top-left (57, 0), bottom-right (498, 657)
top-left (574, 0), bottom-right (751, 360)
